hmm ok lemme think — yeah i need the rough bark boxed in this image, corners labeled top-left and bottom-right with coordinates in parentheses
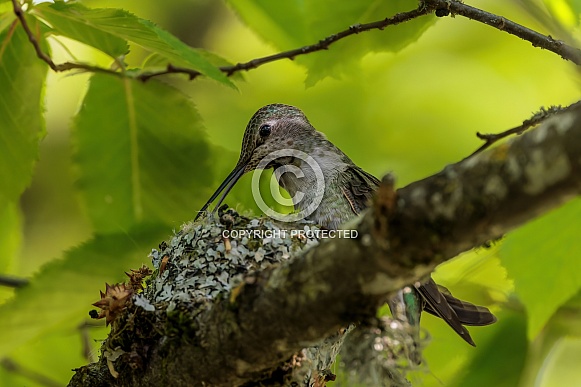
top-left (69, 105), bottom-right (581, 386)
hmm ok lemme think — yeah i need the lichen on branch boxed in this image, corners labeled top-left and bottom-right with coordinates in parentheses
top-left (69, 106), bottom-right (581, 386)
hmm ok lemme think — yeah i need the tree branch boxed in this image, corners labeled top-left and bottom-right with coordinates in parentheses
top-left (139, 0), bottom-right (581, 81)
top-left (0, 275), bottom-right (28, 288)
top-left (11, 0), bottom-right (122, 77)
top-left (13, 0), bottom-right (580, 82)
top-left (69, 104), bottom-right (581, 386)
top-left (1, 358), bottom-right (61, 387)
top-left (425, 0), bottom-right (581, 65)
top-left (468, 100), bottom-right (581, 157)
top-left (136, 7), bottom-right (430, 81)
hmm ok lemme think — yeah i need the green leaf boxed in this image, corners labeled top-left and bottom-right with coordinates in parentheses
top-left (535, 337), bottom-right (581, 385)
top-left (228, 0), bottom-right (308, 48)
top-left (0, 19), bottom-right (47, 207)
top-left (0, 202), bottom-right (21, 304)
top-left (304, 0), bottom-right (431, 47)
top-left (31, 2), bottom-right (129, 58)
top-left (433, 245), bottom-right (513, 306)
top-left (227, 0), bottom-right (435, 85)
top-left (144, 48), bottom-right (232, 69)
top-left (72, 74), bottom-right (215, 233)
top-left (501, 198), bottom-right (581, 339)
top-left (0, 323), bottom-right (108, 385)
top-left (0, 202), bottom-right (21, 274)
top-left (450, 310), bottom-right (528, 387)
top-left (566, 0), bottom-right (581, 17)
top-left (544, 0), bottom-right (578, 27)
top-left (31, 2), bottom-right (233, 86)
top-left (303, 0), bottom-right (436, 86)
top-left (0, 4), bottom-right (15, 35)
top-left (135, 19), bottom-right (234, 87)
top-left (0, 227), bottom-right (167, 359)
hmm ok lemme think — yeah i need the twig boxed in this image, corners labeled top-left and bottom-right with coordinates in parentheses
top-left (13, 0), bottom-right (581, 82)
top-left (77, 320), bottom-right (104, 362)
top-left (10, 0), bottom-right (121, 77)
top-left (425, 0), bottom-right (581, 65)
top-left (139, 0), bottom-right (581, 81)
top-left (137, 7), bottom-right (430, 81)
top-left (1, 358), bottom-right (61, 387)
top-left (468, 100), bottom-right (581, 157)
top-left (0, 275), bottom-right (28, 288)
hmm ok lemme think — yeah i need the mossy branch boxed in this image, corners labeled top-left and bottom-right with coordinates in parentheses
top-left (69, 105), bottom-right (581, 386)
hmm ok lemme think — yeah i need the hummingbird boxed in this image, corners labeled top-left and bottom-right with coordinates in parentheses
top-left (197, 103), bottom-right (496, 351)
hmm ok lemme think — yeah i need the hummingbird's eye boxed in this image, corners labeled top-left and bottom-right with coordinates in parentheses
top-left (259, 124), bottom-right (271, 137)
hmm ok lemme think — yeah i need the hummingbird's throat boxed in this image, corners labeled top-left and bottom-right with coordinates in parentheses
top-left (274, 161), bottom-right (326, 211)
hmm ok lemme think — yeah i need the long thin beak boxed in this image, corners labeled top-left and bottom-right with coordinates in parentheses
top-left (195, 162), bottom-right (247, 220)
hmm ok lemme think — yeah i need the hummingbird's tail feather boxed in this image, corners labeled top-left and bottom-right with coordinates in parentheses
top-left (416, 279), bottom-right (476, 346)
top-left (424, 283), bottom-right (497, 326)
top-left (424, 285), bottom-right (496, 326)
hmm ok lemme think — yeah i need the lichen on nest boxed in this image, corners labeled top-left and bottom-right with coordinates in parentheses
top-left (145, 206), bottom-right (322, 312)
top-left (140, 206), bottom-right (422, 386)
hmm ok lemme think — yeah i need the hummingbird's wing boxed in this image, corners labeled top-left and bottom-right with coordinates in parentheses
top-left (339, 165), bottom-right (496, 347)
top-left (423, 283), bottom-right (497, 326)
top-left (338, 166), bottom-right (381, 215)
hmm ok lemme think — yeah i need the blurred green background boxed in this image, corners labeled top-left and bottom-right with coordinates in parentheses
top-left (1, 0), bottom-right (580, 385)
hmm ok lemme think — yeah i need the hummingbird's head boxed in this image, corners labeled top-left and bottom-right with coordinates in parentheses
top-left (238, 103), bottom-right (314, 172)
top-left (195, 104), bottom-right (316, 219)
